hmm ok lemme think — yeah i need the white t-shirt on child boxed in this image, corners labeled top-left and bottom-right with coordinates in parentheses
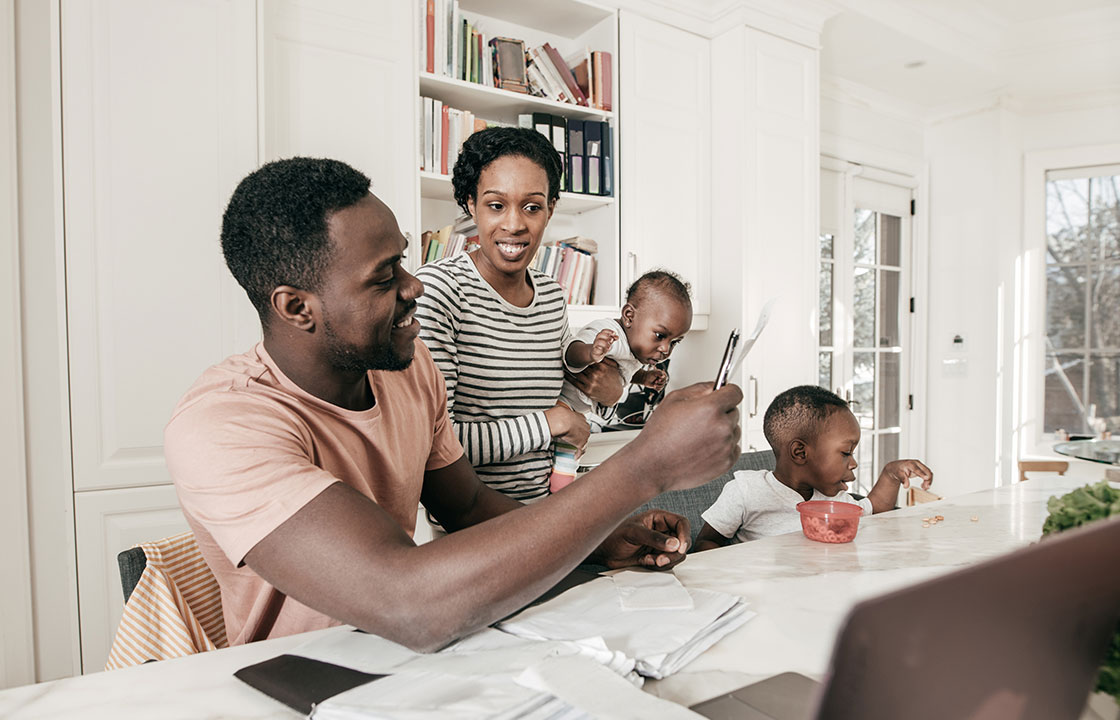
top-left (558, 318), bottom-right (645, 416)
top-left (701, 469), bottom-right (873, 544)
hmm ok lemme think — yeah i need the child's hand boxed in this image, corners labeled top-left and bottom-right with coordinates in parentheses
top-left (637, 368), bottom-right (669, 392)
top-left (879, 459), bottom-right (934, 490)
top-left (589, 329), bottom-right (617, 364)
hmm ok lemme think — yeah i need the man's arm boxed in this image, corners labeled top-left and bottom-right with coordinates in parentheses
top-left (243, 381), bottom-right (742, 653)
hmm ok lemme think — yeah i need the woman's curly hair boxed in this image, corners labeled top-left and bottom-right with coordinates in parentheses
top-left (451, 126), bottom-right (563, 214)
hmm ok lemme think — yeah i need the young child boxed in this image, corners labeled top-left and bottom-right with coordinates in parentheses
top-left (694, 385), bottom-right (933, 550)
top-left (549, 270), bottom-right (694, 492)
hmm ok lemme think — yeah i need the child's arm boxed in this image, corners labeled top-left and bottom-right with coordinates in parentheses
top-left (865, 459), bottom-right (934, 513)
top-left (693, 522), bottom-right (733, 552)
top-left (631, 367), bottom-right (669, 392)
top-left (565, 328), bottom-right (618, 369)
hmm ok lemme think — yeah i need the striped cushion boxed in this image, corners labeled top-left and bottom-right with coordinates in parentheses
top-left (105, 531), bottom-right (227, 670)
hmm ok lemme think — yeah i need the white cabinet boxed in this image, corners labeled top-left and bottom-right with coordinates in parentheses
top-left (261, 0), bottom-right (417, 231)
top-left (708, 25), bottom-right (819, 449)
top-left (619, 12), bottom-right (711, 319)
top-left (74, 486), bottom-right (188, 673)
top-left (60, 0), bottom-right (260, 494)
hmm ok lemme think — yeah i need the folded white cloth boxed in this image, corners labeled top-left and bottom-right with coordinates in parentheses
top-left (611, 570), bottom-right (695, 611)
top-left (497, 576), bottom-right (755, 679)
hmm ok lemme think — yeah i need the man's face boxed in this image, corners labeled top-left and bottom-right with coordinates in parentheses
top-left (804, 409), bottom-right (861, 497)
top-left (316, 193), bottom-right (423, 373)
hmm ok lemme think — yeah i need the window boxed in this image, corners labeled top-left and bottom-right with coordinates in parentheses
top-left (1043, 167), bottom-right (1120, 436)
top-left (820, 163), bottom-right (916, 494)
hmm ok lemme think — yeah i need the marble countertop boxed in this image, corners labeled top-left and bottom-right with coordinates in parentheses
top-left (3, 474), bottom-right (1116, 719)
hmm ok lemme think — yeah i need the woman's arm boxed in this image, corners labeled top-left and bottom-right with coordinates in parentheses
top-left (415, 263), bottom-right (559, 465)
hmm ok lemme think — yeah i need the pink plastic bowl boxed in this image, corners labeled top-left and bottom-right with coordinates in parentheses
top-left (796, 500), bottom-right (862, 543)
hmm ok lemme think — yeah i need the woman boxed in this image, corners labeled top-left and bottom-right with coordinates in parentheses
top-left (415, 126), bottom-right (622, 502)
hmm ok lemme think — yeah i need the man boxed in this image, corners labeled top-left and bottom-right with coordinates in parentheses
top-left (165, 158), bottom-right (742, 652)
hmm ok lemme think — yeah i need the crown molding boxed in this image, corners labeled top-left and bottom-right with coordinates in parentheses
top-left (606, 0), bottom-right (839, 46)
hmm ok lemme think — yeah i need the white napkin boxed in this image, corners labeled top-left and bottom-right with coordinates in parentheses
top-left (497, 576), bottom-right (755, 679)
top-left (612, 571), bottom-right (694, 611)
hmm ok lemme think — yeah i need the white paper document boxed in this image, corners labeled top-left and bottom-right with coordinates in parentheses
top-left (727, 297), bottom-right (776, 379)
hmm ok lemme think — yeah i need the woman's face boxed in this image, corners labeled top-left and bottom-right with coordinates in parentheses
top-left (467, 154), bottom-right (553, 283)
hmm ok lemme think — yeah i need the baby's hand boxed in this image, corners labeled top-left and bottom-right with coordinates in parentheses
top-left (589, 329), bottom-right (617, 364)
top-left (879, 459), bottom-right (933, 490)
top-left (638, 368), bottom-right (669, 392)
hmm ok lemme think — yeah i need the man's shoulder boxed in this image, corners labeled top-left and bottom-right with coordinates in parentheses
top-left (166, 346), bottom-right (289, 434)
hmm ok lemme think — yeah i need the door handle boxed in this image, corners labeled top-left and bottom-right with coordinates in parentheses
top-left (749, 375), bottom-right (760, 417)
top-left (844, 389), bottom-right (860, 407)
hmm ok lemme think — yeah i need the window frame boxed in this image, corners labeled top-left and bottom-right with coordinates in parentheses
top-left (1019, 144), bottom-right (1120, 458)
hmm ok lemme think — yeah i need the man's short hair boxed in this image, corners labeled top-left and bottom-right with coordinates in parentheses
top-left (625, 269), bottom-right (692, 310)
top-left (763, 385), bottom-right (850, 450)
top-left (221, 157), bottom-right (371, 322)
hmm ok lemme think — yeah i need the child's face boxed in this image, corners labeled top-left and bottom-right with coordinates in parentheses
top-left (803, 409), bottom-right (861, 496)
top-left (621, 296), bottom-right (692, 365)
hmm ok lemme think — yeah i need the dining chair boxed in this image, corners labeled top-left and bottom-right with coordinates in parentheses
top-left (1017, 460), bottom-right (1069, 483)
top-left (105, 531), bottom-right (227, 670)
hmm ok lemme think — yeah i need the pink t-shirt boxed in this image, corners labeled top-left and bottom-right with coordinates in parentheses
top-left (165, 340), bottom-right (463, 645)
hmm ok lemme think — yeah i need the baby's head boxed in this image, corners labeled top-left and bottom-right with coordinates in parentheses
top-left (763, 385), bottom-right (860, 497)
top-left (620, 270), bottom-right (693, 365)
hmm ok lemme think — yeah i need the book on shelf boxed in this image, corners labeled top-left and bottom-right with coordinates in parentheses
top-left (592, 51), bottom-right (612, 112)
top-left (421, 97), bottom-right (491, 175)
top-left (531, 237), bottom-right (597, 305)
top-left (421, 215), bottom-right (478, 264)
top-left (542, 43), bottom-right (588, 107)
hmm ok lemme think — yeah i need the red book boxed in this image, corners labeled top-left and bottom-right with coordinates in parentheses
top-left (425, 0), bottom-right (435, 74)
top-left (593, 51), bottom-right (612, 112)
top-left (543, 43), bottom-right (588, 106)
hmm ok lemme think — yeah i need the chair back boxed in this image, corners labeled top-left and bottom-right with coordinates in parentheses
top-left (633, 449), bottom-right (777, 545)
top-left (106, 531), bottom-right (227, 670)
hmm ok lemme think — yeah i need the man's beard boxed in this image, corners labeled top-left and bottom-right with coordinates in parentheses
top-left (321, 314), bottom-right (413, 373)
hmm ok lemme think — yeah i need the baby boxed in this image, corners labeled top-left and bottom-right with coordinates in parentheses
top-left (695, 385), bottom-right (933, 550)
top-left (549, 270), bottom-right (693, 492)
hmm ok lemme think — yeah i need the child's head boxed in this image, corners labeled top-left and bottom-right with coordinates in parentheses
top-left (763, 385), bottom-right (860, 497)
top-left (620, 270), bottom-right (693, 365)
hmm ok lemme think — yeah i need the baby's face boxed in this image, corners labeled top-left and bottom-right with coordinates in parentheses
top-left (804, 409), bottom-right (861, 496)
top-left (623, 297), bottom-right (692, 365)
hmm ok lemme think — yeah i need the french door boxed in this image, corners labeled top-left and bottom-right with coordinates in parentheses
top-left (819, 162), bottom-right (915, 494)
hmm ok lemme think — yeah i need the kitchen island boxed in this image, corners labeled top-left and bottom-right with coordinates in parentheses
top-left (1, 474), bottom-right (1116, 719)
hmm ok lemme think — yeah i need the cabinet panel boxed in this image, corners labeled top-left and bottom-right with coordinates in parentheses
top-left (619, 12), bottom-right (710, 316)
top-left (74, 485), bottom-right (189, 673)
top-left (60, 0), bottom-right (259, 492)
top-left (262, 0), bottom-right (416, 235)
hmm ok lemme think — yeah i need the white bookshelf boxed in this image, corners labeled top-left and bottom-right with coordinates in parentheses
top-left (415, 0), bottom-right (620, 311)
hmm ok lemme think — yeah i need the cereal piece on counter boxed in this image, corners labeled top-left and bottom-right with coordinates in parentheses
top-left (935, 515), bottom-right (944, 521)
top-left (970, 516), bottom-right (979, 522)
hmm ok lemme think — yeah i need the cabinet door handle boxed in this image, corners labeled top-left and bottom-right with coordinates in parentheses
top-left (749, 375), bottom-right (759, 417)
top-left (627, 252), bottom-right (637, 289)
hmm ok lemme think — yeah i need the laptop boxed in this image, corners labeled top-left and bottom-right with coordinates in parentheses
top-left (691, 516), bottom-right (1120, 720)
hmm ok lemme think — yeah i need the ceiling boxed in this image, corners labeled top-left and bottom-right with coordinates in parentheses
top-left (819, 0), bottom-right (1120, 114)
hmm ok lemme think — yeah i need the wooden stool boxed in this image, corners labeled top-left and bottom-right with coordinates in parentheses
top-left (1017, 460), bottom-right (1069, 483)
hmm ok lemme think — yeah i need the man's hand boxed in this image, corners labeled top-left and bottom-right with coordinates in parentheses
top-left (593, 509), bottom-right (691, 569)
top-left (589, 329), bottom-right (617, 364)
top-left (626, 382), bottom-right (742, 496)
top-left (879, 459), bottom-right (933, 490)
top-left (566, 357), bottom-right (624, 406)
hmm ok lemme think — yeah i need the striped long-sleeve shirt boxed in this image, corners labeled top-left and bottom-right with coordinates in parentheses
top-left (415, 253), bottom-right (570, 502)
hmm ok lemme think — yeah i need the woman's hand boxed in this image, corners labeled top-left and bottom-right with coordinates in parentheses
top-left (544, 402), bottom-right (591, 454)
top-left (565, 358), bottom-right (624, 406)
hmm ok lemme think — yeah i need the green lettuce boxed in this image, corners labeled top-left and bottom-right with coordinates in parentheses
top-left (1041, 480), bottom-right (1120, 701)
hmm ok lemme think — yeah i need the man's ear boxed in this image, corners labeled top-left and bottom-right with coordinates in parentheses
top-left (620, 302), bottom-right (636, 328)
top-left (789, 438), bottom-right (809, 465)
top-left (269, 286), bottom-right (316, 332)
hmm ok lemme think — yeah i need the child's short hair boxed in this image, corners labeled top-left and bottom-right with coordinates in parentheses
top-left (763, 385), bottom-right (850, 450)
top-left (625, 269), bottom-right (691, 309)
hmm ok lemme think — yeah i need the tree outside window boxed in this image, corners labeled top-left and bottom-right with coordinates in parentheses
top-left (1044, 170), bottom-right (1120, 436)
